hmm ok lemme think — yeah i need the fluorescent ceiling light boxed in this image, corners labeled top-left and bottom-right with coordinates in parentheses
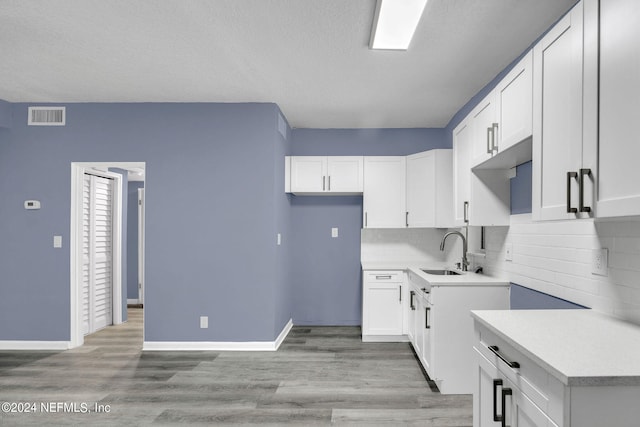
top-left (370, 0), bottom-right (428, 50)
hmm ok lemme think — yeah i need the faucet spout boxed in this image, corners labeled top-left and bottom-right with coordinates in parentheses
top-left (440, 231), bottom-right (469, 271)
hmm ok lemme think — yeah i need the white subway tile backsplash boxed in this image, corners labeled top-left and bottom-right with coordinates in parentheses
top-left (481, 216), bottom-right (640, 325)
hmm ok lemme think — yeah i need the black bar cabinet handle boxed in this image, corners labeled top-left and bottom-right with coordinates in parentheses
top-left (493, 379), bottom-right (503, 422)
top-left (409, 291), bottom-right (415, 310)
top-left (488, 346), bottom-right (520, 369)
top-left (425, 307), bottom-right (430, 329)
top-left (567, 171), bottom-right (578, 213)
top-left (501, 387), bottom-right (512, 427)
top-left (579, 168), bottom-right (592, 213)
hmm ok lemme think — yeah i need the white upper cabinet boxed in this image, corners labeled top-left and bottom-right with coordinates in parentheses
top-left (594, 0), bottom-right (640, 217)
top-left (471, 51), bottom-right (533, 169)
top-left (470, 93), bottom-right (497, 167)
top-left (363, 157), bottom-right (406, 228)
top-left (453, 120), bottom-right (472, 226)
top-left (288, 156), bottom-right (363, 195)
top-left (532, 0), bottom-right (597, 221)
top-left (495, 50), bottom-right (533, 153)
top-left (406, 150), bottom-right (453, 228)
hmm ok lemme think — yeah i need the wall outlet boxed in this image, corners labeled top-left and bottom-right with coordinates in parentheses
top-left (591, 248), bottom-right (608, 276)
top-left (505, 243), bottom-right (513, 261)
top-left (331, 227), bottom-right (339, 238)
top-left (277, 233), bottom-right (282, 246)
top-left (53, 235), bottom-right (62, 248)
top-left (200, 316), bottom-right (208, 329)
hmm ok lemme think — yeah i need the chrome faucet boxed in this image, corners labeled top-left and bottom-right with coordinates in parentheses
top-left (440, 231), bottom-right (469, 271)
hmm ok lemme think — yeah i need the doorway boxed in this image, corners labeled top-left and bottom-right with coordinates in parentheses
top-left (70, 162), bottom-right (145, 348)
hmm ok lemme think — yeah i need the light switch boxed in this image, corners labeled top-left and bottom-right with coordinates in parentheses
top-left (53, 235), bottom-right (62, 248)
top-left (331, 228), bottom-right (339, 238)
top-left (277, 233), bottom-right (282, 246)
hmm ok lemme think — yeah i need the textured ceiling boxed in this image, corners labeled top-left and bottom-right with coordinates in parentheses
top-left (0, 0), bottom-right (576, 128)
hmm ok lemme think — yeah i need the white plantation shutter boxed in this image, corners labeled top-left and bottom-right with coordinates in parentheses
top-left (82, 173), bottom-right (114, 335)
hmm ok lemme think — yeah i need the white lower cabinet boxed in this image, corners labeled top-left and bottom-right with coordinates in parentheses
top-left (361, 270), bottom-right (407, 341)
top-left (474, 347), bottom-right (556, 427)
top-left (406, 270), bottom-right (509, 394)
top-left (473, 316), bottom-right (640, 427)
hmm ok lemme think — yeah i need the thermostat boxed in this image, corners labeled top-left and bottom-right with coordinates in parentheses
top-left (24, 200), bottom-right (41, 210)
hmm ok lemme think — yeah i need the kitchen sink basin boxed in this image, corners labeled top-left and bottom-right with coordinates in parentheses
top-left (421, 269), bottom-right (461, 276)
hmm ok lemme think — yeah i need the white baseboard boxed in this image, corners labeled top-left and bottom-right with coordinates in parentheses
top-left (143, 318), bottom-right (294, 352)
top-left (274, 318), bottom-right (293, 350)
top-left (127, 299), bottom-right (140, 305)
top-left (0, 341), bottom-right (71, 350)
top-left (362, 335), bottom-right (410, 343)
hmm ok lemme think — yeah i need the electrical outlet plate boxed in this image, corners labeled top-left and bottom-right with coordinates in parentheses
top-left (331, 227), bottom-right (339, 238)
top-left (200, 316), bottom-right (209, 329)
top-left (591, 248), bottom-right (608, 276)
top-left (505, 243), bottom-right (513, 261)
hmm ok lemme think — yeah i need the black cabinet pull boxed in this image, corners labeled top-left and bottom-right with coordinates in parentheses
top-left (425, 307), bottom-right (430, 329)
top-left (409, 291), bottom-right (415, 310)
top-left (493, 379), bottom-right (503, 422)
top-left (488, 346), bottom-right (520, 369)
top-left (567, 171), bottom-right (578, 213)
top-left (579, 168), bottom-right (592, 213)
top-left (501, 387), bottom-right (512, 427)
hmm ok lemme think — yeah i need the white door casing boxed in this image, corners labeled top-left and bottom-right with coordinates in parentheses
top-left (70, 162), bottom-right (140, 348)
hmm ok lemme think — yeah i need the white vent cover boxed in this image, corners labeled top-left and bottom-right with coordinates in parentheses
top-left (28, 106), bottom-right (66, 126)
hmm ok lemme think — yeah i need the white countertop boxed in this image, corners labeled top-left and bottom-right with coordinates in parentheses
top-left (471, 309), bottom-right (640, 386)
top-left (361, 262), bottom-right (509, 286)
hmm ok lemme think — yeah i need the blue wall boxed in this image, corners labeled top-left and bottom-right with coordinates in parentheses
top-left (511, 284), bottom-right (587, 310)
top-left (510, 161), bottom-right (532, 214)
top-left (127, 181), bottom-right (145, 301)
top-left (290, 128), bottom-right (448, 325)
top-left (0, 102), bottom-right (290, 342)
top-left (292, 128), bottom-right (449, 155)
top-left (0, 100), bottom-right (11, 128)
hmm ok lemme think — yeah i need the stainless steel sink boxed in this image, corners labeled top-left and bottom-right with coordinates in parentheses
top-left (421, 269), bottom-right (461, 276)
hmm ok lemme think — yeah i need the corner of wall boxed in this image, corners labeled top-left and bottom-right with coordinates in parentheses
top-left (0, 99), bottom-right (12, 129)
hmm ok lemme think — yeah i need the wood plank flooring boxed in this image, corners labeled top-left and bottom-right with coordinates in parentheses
top-left (0, 309), bottom-right (472, 425)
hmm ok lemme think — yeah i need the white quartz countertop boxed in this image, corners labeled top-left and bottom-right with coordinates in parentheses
top-left (361, 262), bottom-right (509, 286)
top-left (471, 309), bottom-right (640, 386)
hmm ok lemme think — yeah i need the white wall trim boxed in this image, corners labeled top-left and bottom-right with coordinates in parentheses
top-left (143, 318), bottom-right (294, 352)
top-left (127, 299), bottom-right (140, 305)
top-left (274, 318), bottom-right (293, 350)
top-left (0, 341), bottom-right (71, 350)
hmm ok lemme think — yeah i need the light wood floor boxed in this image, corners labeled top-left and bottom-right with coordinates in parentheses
top-left (0, 309), bottom-right (472, 425)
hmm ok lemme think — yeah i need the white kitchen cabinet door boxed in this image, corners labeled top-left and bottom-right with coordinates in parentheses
top-left (473, 348), bottom-right (502, 427)
top-left (495, 50), bottom-right (533, 153)
top-left (362, 282), bottom-right (404, 336)
top-left (289, 156), bottom-right (363, 195)
top-left (532, 2), bottom-right (586, 221)
top-left (326, 156), bottom-right (363, 193)
top-left (453, 120), bottom-right (472, 226)
top-left (290, 156), bottom-right (327, 193)
top-left (594, 0), bottom-right (640, 217)
top-left (407, 289), bottom-right (417, 343)
top-left (363, 157), bottom-right (406, 228)
top-left (470, 93), bottom-right (497, 166)
top-left (420, 299), bottom-right (433, 375)
top-left (406, 150), bottom-right (453, 228)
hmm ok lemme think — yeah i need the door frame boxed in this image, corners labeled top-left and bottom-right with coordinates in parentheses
top-left (69, 162), bottom-right (143, 348)
top-left (137, 188), bottom-right (145, 305)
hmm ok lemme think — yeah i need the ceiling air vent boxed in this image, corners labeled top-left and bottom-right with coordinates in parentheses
top-left (28, 106), bottom-right (66, 126)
